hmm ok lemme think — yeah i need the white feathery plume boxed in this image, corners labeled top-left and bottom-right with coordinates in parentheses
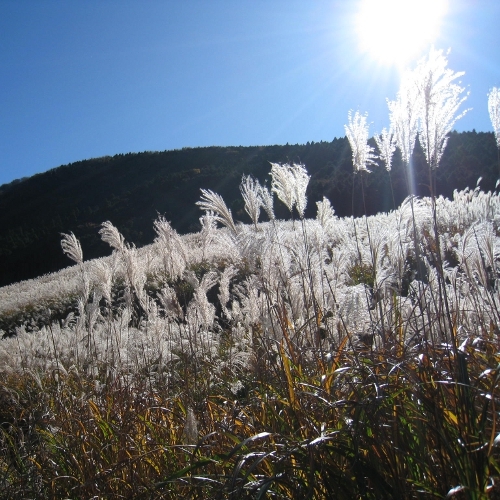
top-left (60, 232), bottom-right (89, 301)
top-left (99, 221), bottom-right (126, 252)
top-left (237, 275), bottom-right (263, 327)
top-left (199, 210), bottom-right (218, 241)
top-left (218, 265), bottom-right (238, 319)
top-left (194, 211), bottom-right (218, 262)
top-left (260, 184), bottom-right (275, 220)
top-left (344, 110), bottom-right (377, 173)
top-left (240, 175), bottom-right (263, 228)
top-left (60, 232), bottom-right (83, 265)
top-left (99, 221), bottom-right (146, 310)
top-left (316, 197), bottom-right (335, 230)
top-left (292, 162), bottom-right (310, 218)
top-left (154, 216), bottom-right (187, 279)
top-left (91, 259), bottom-right (113, 304)
top-left (270, 162), bottom-right (295, 214)
top-left (190, 271), bottom-right (218, 329)
top-left (388, 69), bottom-right (421, 167)
top-left (199, 270), bottom-right (219, 296)
top-left (270, 162), bottom-right (310, 218)
top-left (154, 216), bottom-right (184, 252)
top-left (416, 47), bottom-right (469, 170)
top-left (123, 246), bottom-right (146, 298)
top-left (374, 127), bottom-right (396, 172)
top-left (488, 87), bottom-right (500, 148)
top-left (196, 189), bottom-right (237, 235)
top-left (157, 285), bottom-right (184, 321)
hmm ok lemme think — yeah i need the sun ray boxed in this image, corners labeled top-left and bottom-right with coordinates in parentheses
top-left (356, 0), bottom-right (448, 67)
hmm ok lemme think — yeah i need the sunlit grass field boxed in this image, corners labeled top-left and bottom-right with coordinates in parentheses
top-left (1, 48), bottom-right (500, 499)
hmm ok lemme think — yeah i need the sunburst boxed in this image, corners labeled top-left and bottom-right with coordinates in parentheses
top-left (356, 0), bottom-right (448, 66)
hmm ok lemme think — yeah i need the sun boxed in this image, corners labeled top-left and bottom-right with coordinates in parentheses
top-left (356, 0), bottom-right (448, 66)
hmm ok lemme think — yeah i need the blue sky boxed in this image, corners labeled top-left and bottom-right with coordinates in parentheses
top-left (0, 0), bottom-right (499, 187)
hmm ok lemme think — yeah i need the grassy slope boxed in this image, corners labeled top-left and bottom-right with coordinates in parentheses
top-left (0, 131), bottom-right (497, 287)
top-left (1, 176), bottom-right (500, 497)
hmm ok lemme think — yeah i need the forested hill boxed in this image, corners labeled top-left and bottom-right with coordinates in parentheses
top-left (0, 130), bottom-right (497, 287)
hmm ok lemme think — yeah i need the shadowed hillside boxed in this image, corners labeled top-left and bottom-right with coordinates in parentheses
top-left (0, 130), bottom-right (497, 287)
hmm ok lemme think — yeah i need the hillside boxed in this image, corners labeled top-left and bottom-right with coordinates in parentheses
top-left (0, 130), bottom-right (497, 287)
top-left (1, 163), bottom-right (500, 496)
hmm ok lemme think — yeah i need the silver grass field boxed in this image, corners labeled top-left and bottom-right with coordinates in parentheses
top-left (1, 47), bottom-right (500, 499)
